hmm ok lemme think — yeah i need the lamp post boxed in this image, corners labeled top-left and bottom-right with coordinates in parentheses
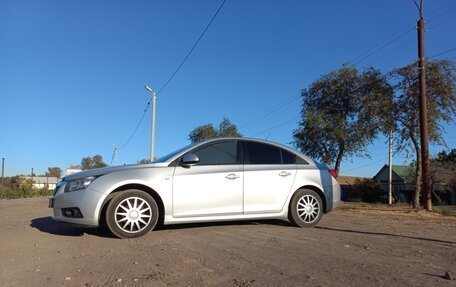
top-left (144, 85), bottom-right (157, 162)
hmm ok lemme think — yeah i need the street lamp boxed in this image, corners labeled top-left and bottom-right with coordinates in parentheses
top-left (144, 85), bottom-right (157, 161)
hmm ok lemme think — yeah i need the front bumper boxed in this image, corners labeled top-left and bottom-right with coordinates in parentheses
top-left (50, 182), bottom-right (106, 227)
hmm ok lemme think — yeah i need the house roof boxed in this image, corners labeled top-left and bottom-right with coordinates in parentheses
top-left (338, 176), bottom-right (366, 185)
top-left (373, 164), bottom-right (414, 183)
top-left (391, 165), bottom-right (414, 180)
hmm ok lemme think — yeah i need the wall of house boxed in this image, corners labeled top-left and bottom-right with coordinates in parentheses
top-left (32, 183), bottom-right (56, 190)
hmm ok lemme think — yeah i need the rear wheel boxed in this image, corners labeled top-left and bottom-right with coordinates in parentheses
top-left (288, 189), bottom-right (323, 227)
top-left (106, 189), bottom-right (159, 238)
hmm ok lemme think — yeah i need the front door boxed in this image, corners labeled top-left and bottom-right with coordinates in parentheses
top-left (172, 140), bottom-right (243, 217)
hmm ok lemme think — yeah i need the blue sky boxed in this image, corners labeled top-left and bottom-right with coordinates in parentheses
top-left (1, 0), bottom-right (455, 177)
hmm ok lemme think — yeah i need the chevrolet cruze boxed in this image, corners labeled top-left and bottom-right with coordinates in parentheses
top-left (50, 138), bottom-right (341, 238)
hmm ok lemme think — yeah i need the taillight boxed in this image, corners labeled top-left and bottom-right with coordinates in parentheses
top-left (329, 169), bottom-right (338, 180)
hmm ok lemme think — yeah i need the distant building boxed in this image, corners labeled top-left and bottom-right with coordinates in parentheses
top-left (22, 176), bottom-right (59, 190)
top-left (66, 165), bottom-right (82, 175)
top-left (373, 165), bottom-right (415, 203)
top-left (373, 164), bottom-right (455, 204)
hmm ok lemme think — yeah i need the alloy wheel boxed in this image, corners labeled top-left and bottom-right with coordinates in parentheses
top-left (297, 194), bottom-right (320, 223)
top-left (114, 196), bottom-right (152, 233)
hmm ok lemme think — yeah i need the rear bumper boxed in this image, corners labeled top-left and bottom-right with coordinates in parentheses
top-left (332, 199), bottom-right (342, 209)
top-left (325, 179), bottom-right (341, 213)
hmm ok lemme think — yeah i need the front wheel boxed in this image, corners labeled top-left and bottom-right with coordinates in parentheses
top-left (106, 190), bottom-right (159, 238)
top-left (288, 189), bottom-right (323, 227)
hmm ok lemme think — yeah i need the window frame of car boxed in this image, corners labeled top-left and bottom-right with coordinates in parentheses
top-left (173, 139), bottom-right (242, 167)
top-left (241, 140), bottom-right (308, 165)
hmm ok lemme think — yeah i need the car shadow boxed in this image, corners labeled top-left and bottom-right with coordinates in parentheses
top-left (31, 216), bottom-right (293, 238)
top-left (316, 226), bottom-right (456, 245)
top-left (155, 219), bottom-right (293, 231)
top-left (30, 216), bottom-right (116, 238)
top-left (422, 273), bottom-right (447, 280)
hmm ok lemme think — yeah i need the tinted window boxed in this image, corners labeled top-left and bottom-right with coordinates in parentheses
top-left (281, 149), bottom-right (296, 164)
top-left (245, 142), bottom-right (281, 164)
top-left (194, 141), bottom-right (238, 165)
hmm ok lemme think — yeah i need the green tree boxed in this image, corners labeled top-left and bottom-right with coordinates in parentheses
top-left (435, 149), bottom-right (456, 162)
top-left (389, 60), bottom-right (456, 208)
top-left (45, 166), bottom-right (62, 178)
top-left (81, 155), bottom-right (108, 170)
top-left (20, 178), bottom-right (33, 191)
top-left (189, 117), bottom-right (242, 143)
top-left (430, 149), bottom-right (456, 204)
top-left (293, 65), bottom-right (392, 173)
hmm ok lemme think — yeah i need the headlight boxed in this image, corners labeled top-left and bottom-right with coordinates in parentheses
top-left (64, 176), bottom-right (96, 193)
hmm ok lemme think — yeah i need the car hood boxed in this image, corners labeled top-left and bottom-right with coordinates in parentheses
top-left (63, 162), bottom-right (169, 181)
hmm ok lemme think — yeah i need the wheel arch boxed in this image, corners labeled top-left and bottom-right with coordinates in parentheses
top-left (291, 185), bottom-right (327, 213)
top-left (98, 184), bottom-right (165, 226)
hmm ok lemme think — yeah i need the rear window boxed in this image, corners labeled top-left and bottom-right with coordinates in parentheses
top-left (244, 142), bottom-right (281, 165)
top-left (281, 149), bottom-right (296, 164)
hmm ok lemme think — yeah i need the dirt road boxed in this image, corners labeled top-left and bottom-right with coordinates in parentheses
top-left (1, 198), bottom-right (455, 287)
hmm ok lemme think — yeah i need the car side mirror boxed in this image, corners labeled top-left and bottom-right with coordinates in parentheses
top-left (181, 153), bottom-right (199, 167)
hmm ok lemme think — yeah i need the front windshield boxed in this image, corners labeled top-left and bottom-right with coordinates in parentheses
top-left (153, 142), bottom-right (198, 163)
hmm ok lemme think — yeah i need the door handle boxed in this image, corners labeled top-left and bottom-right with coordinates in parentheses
top-left (279, 171), bottom-right (291, 177)
top-left (225, 173), bottom-right (240, 180)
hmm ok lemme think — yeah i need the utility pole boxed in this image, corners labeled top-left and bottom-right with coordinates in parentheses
top-left (145, 85), bottom-right (157, 162)
top-left (112, 144), bottom-right (119, 166)
top-left (388, 130), bottom-right (393, 205)
top-left (1, 158), bottom-right (4, 192)
top-left (31, 168), bottom-right (34, 190)
top-left (415, 0), bottom-right (432, 211)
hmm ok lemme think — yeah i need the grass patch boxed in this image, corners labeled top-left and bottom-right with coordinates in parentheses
top-left (434, 206), bottom-right (456, 217)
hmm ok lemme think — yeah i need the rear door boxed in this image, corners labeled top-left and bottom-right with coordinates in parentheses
top-left (242, 141), bottom-right (297, 213)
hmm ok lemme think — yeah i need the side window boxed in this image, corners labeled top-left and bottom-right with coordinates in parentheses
top-left (193, 141), bottom-right (238, 165)
top-left (245, 142), bottom-right (281, 165)
top-left (281, 149), bottom-right (296, 164)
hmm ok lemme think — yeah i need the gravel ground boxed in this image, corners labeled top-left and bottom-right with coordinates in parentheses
top-left (1, 198), bottom-right (455, 287)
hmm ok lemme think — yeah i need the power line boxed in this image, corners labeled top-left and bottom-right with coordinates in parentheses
top-left (118, 0), bottom-right (227, 150)
top-left (239, 93), bottom-right (301, 130)
top-left (366, 19), bottom-right (456, 66)
top-left (339, 157), bottom-right (388, 174)
top-left (348, 2), bottom-right (456, 66)
top-left (428, 47), bottom-right (456, 59)
top-left (428, 15), bottom-right (456, 29)
top-left (354, 28), bottom-right (415, 65)
top-left (157, 0), bottom-right (227, 95)
top-left (119, 106), bottom-right (149, 150)
top-left (426, 1), bottom-right (456, 19)
top-left (368, 34), bottom-right (415, 65)
top-left (250, 115), bottom-right (300, 137)
top-left (246, 2), bottom-right (456, 140)
top-left (245, 3), bottom-right (456, 137)
top-left (349, 24), bottom-right (414, 64)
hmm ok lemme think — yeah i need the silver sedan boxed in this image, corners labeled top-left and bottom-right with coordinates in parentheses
top-left (50, 138), bottom-right (341, 238)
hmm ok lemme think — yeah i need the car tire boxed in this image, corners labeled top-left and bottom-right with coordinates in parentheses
top-left (106, 189), bottom-right (159, 238)
top-left (288, 189), bottom-right (323, 227)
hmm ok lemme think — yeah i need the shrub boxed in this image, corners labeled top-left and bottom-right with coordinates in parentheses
top-left (346, 178), bottom-right (385, 203)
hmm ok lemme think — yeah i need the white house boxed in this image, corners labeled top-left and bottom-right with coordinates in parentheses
top-left (23, 176), bottom-right (59, 190)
